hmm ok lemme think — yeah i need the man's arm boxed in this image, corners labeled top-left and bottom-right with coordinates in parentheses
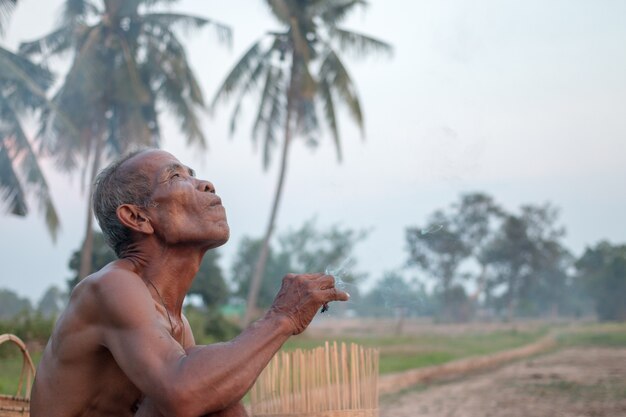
top-left (136, 315), bottom-right (250, 417)
top-left (93, 271), bottom-right (346, 417)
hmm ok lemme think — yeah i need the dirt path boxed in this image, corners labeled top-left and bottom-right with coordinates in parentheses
top-left (380, 347), bottom-right (626, 417)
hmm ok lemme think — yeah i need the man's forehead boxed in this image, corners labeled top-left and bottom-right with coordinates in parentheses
top-left (121, 149), bottom-right (182, 175)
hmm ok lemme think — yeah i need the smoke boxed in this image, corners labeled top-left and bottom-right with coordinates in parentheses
top-left (325, 257), bottom-right (359, 307)
top-left (420, 224), bottom-right (443, 235)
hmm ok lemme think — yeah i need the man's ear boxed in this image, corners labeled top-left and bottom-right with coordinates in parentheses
top-left (116, 204), bottom-right (154, 235)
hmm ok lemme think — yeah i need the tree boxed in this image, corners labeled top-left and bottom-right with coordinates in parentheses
top-left (278, 218), bottom-right (368, 276)
top-left (37, 285), bottom-right (67, 318)
top-left (231, 219), bottom-right (368, 314)
top-left (452, 192), bottom-right (503, 300)
top-left (363, 271), bottom-right (419, 333)
top-left (405, 209), bottom-right (472, 319)
top-left (186, 250), bottom-right (241, 342)
top-left (405, 194), bottom-right (496, 321)
top-left (481, 203), bottom-right (571, 318)
top-left (212, 0), bottom-right (392, 324)
top-left (0, 288), bottom-right (31, 319)
top-left (231, 236), bottom-right (291, 310)
top-left (0, 0), bottom-right (59, 238)
top-left (67, 231), bottom-right (116, 291)
top-left (576, 241), bottom-right (626, 321)
top-left (21, 0), bottom-right (231, 280)
top-left (405, 195), bottom-right (573, 320)
top-left (188, 250), bottom-right (229, 308)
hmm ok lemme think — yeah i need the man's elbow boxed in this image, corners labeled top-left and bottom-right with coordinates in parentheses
top-left (160, 383), bottom-right (236, 417)
top-left (155, 385), bottom-right (197, 417)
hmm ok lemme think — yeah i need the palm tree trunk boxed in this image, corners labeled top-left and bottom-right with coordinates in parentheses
top-left (243, 107), bottom-right (293, 326)
top-left (78, 138), bottom-right (103, 280)
top-left (243, 58), bottom-right (298, 326)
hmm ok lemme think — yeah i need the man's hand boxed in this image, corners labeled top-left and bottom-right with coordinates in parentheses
top-left (268, 273), bottom-right (349, 335)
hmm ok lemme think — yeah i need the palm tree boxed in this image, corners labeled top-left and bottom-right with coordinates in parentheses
top-left (0, 0), bottom-right (16, 34)
top-left (211, 0), bottom-right (392, 324)
top-left (0, 0), bottom-right (60, 239)
top-left (20, 0), bottom-right (231, 278)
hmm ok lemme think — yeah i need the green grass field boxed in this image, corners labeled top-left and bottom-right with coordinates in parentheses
top-left (283, 327), bottom-right (549, 374)
top-left (555, 322), bottom-right (626, 348)
top-left (2, 322), bottom-right (625, 396)
top-left (0, 349), bottom-right (41, 396)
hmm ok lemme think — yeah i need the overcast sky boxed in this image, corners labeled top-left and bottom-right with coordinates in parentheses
top-left (1, 0), bottom-right (625, 302)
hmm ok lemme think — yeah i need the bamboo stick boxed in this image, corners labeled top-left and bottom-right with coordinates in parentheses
top-left (250, 342), bottom-right (379, 416)
top-left (333, 341), bottom-right (341, 408)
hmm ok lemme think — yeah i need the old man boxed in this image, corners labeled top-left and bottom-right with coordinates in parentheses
top-left (30, 149), bottom-right (348, 417)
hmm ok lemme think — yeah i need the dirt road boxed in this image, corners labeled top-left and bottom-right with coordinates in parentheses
top-left (380, 347), bottom-right (626, 417)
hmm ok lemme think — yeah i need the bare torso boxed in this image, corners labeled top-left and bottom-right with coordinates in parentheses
top-left (31, 263), bottom-right (188, 417)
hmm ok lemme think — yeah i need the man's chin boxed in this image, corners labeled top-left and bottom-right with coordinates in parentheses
top-left (206, 228), bottom-right (230, 250)
top-left (210, 236), bottom-right (229, 249)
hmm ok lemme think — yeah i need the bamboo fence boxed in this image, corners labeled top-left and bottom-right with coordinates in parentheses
top-left (250, 342), bottom-right (379, 417)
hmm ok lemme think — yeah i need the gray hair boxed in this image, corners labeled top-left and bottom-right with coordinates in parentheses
top-left (92, 149), bottom-right (155, 257)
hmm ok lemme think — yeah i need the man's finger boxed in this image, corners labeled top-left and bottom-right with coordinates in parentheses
top-left (318, 287), bottom-right (350, 302)
top-left (314, 274), bottom-right (336, 289)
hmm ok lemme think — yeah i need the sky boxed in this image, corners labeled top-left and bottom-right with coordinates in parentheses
top-left (1, 0), bottom-right (625, 303)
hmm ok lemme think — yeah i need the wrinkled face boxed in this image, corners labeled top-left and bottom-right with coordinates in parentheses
top-left (122, 150), bottom-right (230, 249)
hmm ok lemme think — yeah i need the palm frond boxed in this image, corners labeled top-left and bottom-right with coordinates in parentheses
top-left (262, 78), bottom-right (285, 170)
top-left (328, 27), bottom-right (393, 58)
top-left (117, 36), bottom-right (150, 103)
top-left (265, 0), bottom-right (291, 25)
top-left (19, 25), bottom-right (77, 58)
top-left (114, 104), bottom-right (153, 151)
top-left (142, 34), bottom-right (206, 146)
top-left (0, 0), bottom-right (17, 35)
top-left (142, 22), bottom-right (205, 107)
top-left (0, 0), bottom-right (17, 16)
top-left (228, 47), bottom-right (276, 136)
top-left (210, 39), bottom-right (267, 110)
top-left (0, 101), bottom-right (60, 239)
top-left (38, 83), bottom-right (91, 172)
top-left (141, 12), bottom-right (232, 47)
top-left (136, 0), bottom-right (180, 8)
top-left (319, 48), bottom-right (363, 136)
top-left (36, 24), bottom-right (103, 166)
top-left (295, 98), bottom-right (319, 146)
top-left (318, 77), bottom-right (342, 161)
top-left (0, 46), bottom-right (53, 109)
top-left (61, 0), bottom-right (99, 23)
top-left (318, 0), bottom-right (368, 27)
top-left (0, 46), bottom-right (80, 159)
top-left (16, 134), bottom-right (60, 240)
top-left (0, 140), bottom-right (27, 216)
top-left (159, 74), bottom-right (206, 148)
top-left (252, 66), bottom-right (283, 143)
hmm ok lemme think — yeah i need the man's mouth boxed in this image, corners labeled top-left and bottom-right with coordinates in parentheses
top-left (209, 197), bottom-right (222, 207)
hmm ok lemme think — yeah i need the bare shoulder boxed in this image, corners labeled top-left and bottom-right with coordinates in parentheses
top-left (70, 260), bottom-right (153, 329)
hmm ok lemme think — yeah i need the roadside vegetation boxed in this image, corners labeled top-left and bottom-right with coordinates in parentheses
top-left (6, 321), bottom-right (626, 396)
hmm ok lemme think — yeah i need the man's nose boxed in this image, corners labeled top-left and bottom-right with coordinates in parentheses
top-left (197, 180), bottom-right (215, 193)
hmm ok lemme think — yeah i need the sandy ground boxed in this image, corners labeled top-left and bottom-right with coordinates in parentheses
top-left (380, 347), bottom-right (626, 417)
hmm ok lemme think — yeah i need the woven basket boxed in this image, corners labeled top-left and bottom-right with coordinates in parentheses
top-left (0, 334), bottom-right (35, 417)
